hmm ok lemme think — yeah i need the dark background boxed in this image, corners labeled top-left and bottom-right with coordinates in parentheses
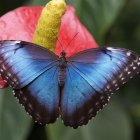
top-left (0, 0), bottom-right (140, 140)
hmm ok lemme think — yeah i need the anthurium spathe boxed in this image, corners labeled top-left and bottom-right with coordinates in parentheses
top-left (0, 5), bottom-right (98, 88)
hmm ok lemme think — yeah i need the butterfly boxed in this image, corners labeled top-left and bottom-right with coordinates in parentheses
top-left (0, 40), bottom-right (140, 129)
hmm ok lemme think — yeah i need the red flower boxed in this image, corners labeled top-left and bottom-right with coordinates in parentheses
top-left (56, 6), bottom-right (98, 57)
top-left (0, 6), bottom-right (98, 88)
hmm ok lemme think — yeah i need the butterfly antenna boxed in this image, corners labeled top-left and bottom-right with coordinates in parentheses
top-left (51, 30), bottom-right (64, 52)
top-left (67, 32), bottom-right (79, 47)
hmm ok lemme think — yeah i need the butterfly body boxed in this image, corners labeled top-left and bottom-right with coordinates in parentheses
top-left (0, 40), bottom-right (140, 129)
top-left (58, 51), bottom-right (67, 87)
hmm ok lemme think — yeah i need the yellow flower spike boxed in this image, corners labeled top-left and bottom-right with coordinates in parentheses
top-left (33, 0), bottom-right (66, 52)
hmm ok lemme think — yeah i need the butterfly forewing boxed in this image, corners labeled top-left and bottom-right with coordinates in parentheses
top-left (61, 47), bottom-right (140, 128)
top-left (0, 40), bottom-right (58, 88)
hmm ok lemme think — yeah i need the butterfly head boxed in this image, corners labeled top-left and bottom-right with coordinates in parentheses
top-left (59, 51), bottom-right (67, 69)
top-left (60, 51), bottom-right (66, 57)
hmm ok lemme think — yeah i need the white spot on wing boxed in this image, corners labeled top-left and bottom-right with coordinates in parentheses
top-left (0, 69), bottom-right (3, 72)
top-left (128, 71), bottom-right (131, 74)
top-left (107, 47), bottom-right (116, 51)
top-left (8, 40), bottom-right (21, 45)
top-left (121, 77), bottom-right (125, 81)
top-left (130, 63), bottom-right (134, 67)
top-left (14, 41), bottom-right (21, 44)
top-left (107, 85), bottom-right (110, 89)
top-left (124, 67), bottom-right (128, 72)
top-left (113, 80), bottom-right (116, 84)
top-left (126, 52), bottom-right (131, 56)
top-left (133, 67), bottom-right (136, 70)
top-left (119, 73), bottom-right (123, 78)
top-left (115, 84), bottom-right (118, 87)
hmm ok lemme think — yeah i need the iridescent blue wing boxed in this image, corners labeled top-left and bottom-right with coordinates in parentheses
top-left (61, 47), bottom-right (140, 128)
top-left (14, 66), bottom-right (59, 124)
top-left (0, 40), bottom-right (58, 88)
top-left (0, 40), bottom-right (59, 124)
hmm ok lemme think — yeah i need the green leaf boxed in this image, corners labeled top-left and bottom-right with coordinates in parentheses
top-left (27, 0), bottom-right (49, 6)
top-left (0, 88), bottom-right (32, 140)
top-left (70, 0), bottom-right (126, 43)
top-left (47, 101), bottom-right (133, 140)
top-left (0, 0), bottom-right (30, 16)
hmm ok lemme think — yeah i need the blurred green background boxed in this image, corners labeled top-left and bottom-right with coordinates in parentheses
top-left (0, 0), bottom-right (140, 140)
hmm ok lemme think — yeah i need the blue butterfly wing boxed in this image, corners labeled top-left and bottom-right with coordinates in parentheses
top-left (14, 65), bottom-right (59, 124)
top-left (61, 47), bottom-right (140, 128)
top-left (0, 40), bottom-right (57, 88)
top-left (0, 40), bottom-right (60, 124)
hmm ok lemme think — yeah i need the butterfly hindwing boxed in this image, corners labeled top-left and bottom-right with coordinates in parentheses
top-left (61, 47), bottom-right (140, 128)
top-left (61, 64), bottom-right (107, 128)
top-left (14, 65), bottom-right (59, 124)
